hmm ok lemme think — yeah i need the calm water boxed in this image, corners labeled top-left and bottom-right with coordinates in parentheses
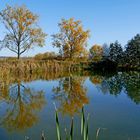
top-left (0, 71), bottom-right (140, 140)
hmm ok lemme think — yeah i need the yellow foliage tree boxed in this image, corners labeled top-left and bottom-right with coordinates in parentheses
top-left (0, 5), bottom-right (47, 59)
top-left (90, 44), bottom-right (103, 62)
top-left (52, 18), bottom-right (90, 59)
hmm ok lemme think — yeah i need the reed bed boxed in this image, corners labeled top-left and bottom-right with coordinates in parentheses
top-left (0, 59), bottom-right (83, 76)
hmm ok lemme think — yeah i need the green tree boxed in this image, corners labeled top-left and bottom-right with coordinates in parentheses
top-left (52, 18), bottom-right (90, 59)
top-left (0, 5), bottom-right (46, 59)
top-left (125, 34), bottom-right (140, 67)
top-left (109, 41), bottom-right (123, 63)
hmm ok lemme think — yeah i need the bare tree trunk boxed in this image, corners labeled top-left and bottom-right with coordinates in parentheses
top-left (17, 44), bottom-right (20, 59)
top-left (18, 53), bottom-right (20, 59)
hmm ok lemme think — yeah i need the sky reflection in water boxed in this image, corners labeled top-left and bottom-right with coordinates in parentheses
top-left (0, 71), bottom-right (139, 140)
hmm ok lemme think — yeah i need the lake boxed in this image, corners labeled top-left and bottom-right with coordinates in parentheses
top-left (0, 71), bottom-right (140, 140)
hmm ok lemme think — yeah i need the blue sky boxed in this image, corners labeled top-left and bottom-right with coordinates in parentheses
top-left (0, 0), bottom-right (140, 57)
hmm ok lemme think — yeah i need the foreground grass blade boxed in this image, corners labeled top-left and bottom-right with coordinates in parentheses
top-left (65, 128), bottom-right (69, 140)
top-left (86, 124), bottom-right (88, 140)
top-left (84, 122), bottom-right (86, 140)
top-left (55, 110), bottom-right (61, 140)
top-left (70, 117), bottom-right (74, 140)
top-left (41, 131), bottom-right (46, 140)
top-left (81, 107), bottom-right (85, 135)
top-left (86, 114), bottom-right (89, 140)
top-left (96, 128), bottom-right (101, 140)
top-left (83, 112), bottom-right (90, 140)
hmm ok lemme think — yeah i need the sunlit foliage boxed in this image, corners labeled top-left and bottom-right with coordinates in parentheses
top-left (52, 18), bottom-right (90, 59)
top-left (34, 52), bottom-right (58, 60)
top-left (90, 44), bottom-right (103, 62)
top-left (0, 5), bottom-right (47, 59)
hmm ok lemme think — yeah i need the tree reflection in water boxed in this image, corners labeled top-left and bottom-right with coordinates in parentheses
top-left (90, 71), bottom-right (140, 104)
top-left (0, 70), bottom-right (139, 133)
top-left (0, 81), bottom-right (46, 131)
top-left (122, 72), bottom-right (140, 104)
top-left (53, 76), bottom-right (89, 116)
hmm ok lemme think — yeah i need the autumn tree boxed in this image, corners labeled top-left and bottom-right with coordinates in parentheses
top-left (52, 18), bottom-right (90, 59)
top-left (34, 52), bottom-right (58, 60)
top-left (90, 44), bottom-right (103, 62)
top-left (0, 5), bottom-right (46, 59)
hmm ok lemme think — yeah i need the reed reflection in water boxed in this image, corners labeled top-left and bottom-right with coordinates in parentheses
top-left (0, 70), bottom-right (139, 140)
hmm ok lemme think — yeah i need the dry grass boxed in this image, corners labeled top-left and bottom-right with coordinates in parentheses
top-left (0, 59), bottom-right (83, 75)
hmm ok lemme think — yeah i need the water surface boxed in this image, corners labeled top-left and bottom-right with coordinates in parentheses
top-left (0, 71), bottom-right (140, 140)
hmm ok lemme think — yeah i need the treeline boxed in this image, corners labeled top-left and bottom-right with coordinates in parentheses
top-left (88, 34), bottom-right (140, 70)
top-left (0, 5), bottom-right (139, 70)
top-left (34, 34), bottom-right (140, 70)
top-left (103, 34), bottom-right (140, 69)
